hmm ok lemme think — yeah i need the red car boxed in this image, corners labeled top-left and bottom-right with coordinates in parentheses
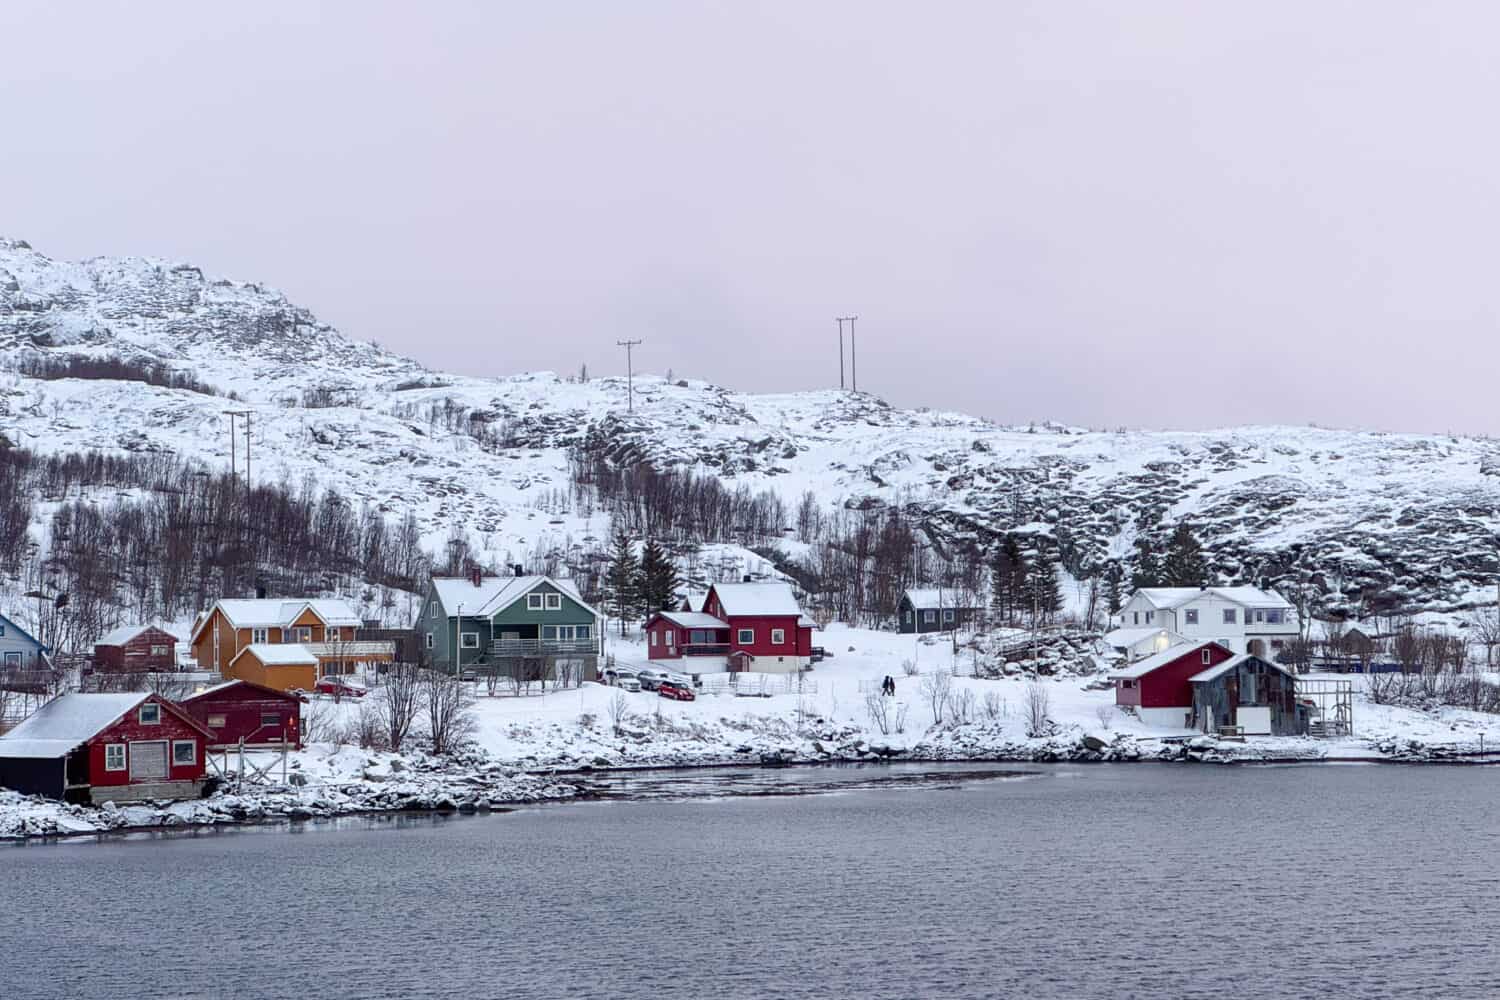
top-left (314, 676), bottom-right (368, 699)
top-left (658, 681), bottom-right (696, 702)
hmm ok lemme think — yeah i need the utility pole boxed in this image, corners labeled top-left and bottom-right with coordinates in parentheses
top-left (224, 410), bottom-right (251, 483)
top-left (616, 339), bottom-right (643, 412)
top-left (834, 318), bottom-right (847, 389)
top-left (836, 315), bottom-right (858, 391)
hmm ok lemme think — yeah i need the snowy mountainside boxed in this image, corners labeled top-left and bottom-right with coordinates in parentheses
top-left (4, 237), bottom-right (1500, 618)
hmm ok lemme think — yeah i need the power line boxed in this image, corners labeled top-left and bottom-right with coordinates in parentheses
top-left (616, 339), bottom-right (643, 411)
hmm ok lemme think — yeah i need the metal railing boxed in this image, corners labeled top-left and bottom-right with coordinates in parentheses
top-left (302, 641), bottom-right (396, 658)
top-left (680, 643), bottom-right (730, 656)
top-left (489, 638), bottom-right (600, 657)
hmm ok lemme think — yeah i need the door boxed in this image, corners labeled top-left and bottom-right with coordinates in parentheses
top-left (129, 741), bottom-right (169, 780)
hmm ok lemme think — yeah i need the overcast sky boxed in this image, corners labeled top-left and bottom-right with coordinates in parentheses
top-left (4, 3), bottom-right (1499, 433)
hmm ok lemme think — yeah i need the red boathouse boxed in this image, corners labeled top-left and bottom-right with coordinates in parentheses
top-left (182, 680), bottom-right (304, 750)
top-left (1108, 641), bottom-right (1235, 729)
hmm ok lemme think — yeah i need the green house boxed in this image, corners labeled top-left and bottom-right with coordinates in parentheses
top-left (416, 571), bottom-right (602, 678)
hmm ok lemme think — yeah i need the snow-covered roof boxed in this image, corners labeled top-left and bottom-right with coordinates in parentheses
top-left (1134, 587), bottom-right (1292, 610)
top-left (430, 575), bottom-right (598, 619)
top-left (0, 693), bottom-right (147, 758)
top-left (682, 591), bottom-right (709, 612)
top-left (798, 615), bottom-right (817, 629)
top-left (708, 582), bottom-right (804, 617)
top-left (194, 598), bottom-right (364, 640)
top-left (1107, 641), bottom-right (1228, 680)
top-left (232, 643), bottom-right (319, 666)
top-left (654, 611), bottom-right (729, 629)
top-left (903, 588), bottom-right (979, 610)
top-left (1189, 654), bottom-right (1295, 684)
top-left (183, 678), bottom-right (301, 702)
top-left (1103, 626), bottom-right (1178, 649)
top-left (95, 624), bottom-right (162, 646)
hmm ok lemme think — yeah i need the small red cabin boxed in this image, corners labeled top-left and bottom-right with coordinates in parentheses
top-left (92, 625), bottom-right (179, 673)
top-left (181, 680), bottom-right (304, 750)
top-left (0, 692), bottom-right (210, 803)
top-left (1108, 641), bottom-right (1235, 729)
top-left (646, 582), bottom-right (814, 674)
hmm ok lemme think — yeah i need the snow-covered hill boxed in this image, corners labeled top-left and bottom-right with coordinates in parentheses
top-left (4, 236), bottom-right (1500, 619)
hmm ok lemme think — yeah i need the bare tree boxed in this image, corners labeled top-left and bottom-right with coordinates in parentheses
top-left (378, 660), bottom-right (422, 751)
top-left (864, 692), bottom-right (893, 735)
top-left (424, 669), bottom-right (475, 755)
top-left (982, 690), bottom-right (1005, 720)
top-left (919, 671), bottom-right (952, 726)
top-left (607, 691), bottom-right (630, 735)
top-left (1468, 608), bottom-right (1500, 668)
top-left (1024, 680), bottom-right (1051, 738)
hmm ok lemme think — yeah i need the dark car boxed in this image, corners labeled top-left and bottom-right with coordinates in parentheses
top-left (658, 681), bottom-right (696, 702)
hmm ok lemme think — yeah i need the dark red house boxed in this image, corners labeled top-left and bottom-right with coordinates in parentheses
top-left (646, 582), bottom-right (814, 674)
top-left (182, 680), bottom-right (303, 750)
top-left (0, 692), bottom-right (210, 803)
top-left (93, 625), bottom-right (178, 673)
top-left (1109, 641), bottom-right (1234, 729)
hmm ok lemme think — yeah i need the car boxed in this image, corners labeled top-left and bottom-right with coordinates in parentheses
top-left (314, 676), bottom-right (368, 699)
top-left (658, 680), bottom-right (696, 701)
top-left (636, 668), bottom-right (673, 691)
top-left (602, 668), bottom-right (641, 692)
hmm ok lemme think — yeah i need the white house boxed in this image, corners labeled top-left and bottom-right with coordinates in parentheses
top-left (1113, 586), bottom-right (1298, 658)
top-left (1102, 626), bottom-right (1187, 663)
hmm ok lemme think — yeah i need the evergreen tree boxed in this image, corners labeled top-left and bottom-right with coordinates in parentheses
top-left (1029, 557), bottom-right (1064, 624)
top-left (605, 529), bottom-right (639, 636)
top-left (1161, 521), bottom-right (1208, 587)
top-left (1130, 536), bottom-right (1162, 591)
top-left (1006, 538), bottom-right (1029, 623)
top-left (635, 538), bottom-right (680, 616)
top-left (1105, 563), bottom-right (1124, 615)
top-left (989, 544), bottom-right (1015, 626)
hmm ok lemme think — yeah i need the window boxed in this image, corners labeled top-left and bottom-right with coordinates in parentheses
top-left (326, 627), bottom-right (340, 641)
top-left (460, 632), bottom-right (479, 649)
top-left (150, 644), bottom-right (170, 656)
top-left (545, 593), bottom-right (562, 610)
top-left (904, 610), bottom-right (913, 623)
top-left (139, 702), bottom-right (161, 725)
top-left (1254, 610), bottom-right (1265, 623)
top-left (104, 744), bottom-right (126, 771)
top-left (1266, 609), bottom-right (1284, 624)
top-left (1184, 609), bottom-right (1199, 626)
top-left (1145, 611), bottom-right (1154, 624)
top-left (251, 628), bottom-right (268, 643)
top-left (650, 631), bottom-right (657, 647)
top-left (666, 631), bottom-right (675, 647)
top-left (1223, 609), bottom-right (1237, 625)
top-left (430, 604), bottom-right (438, 620)
top-left (260, 712), bottom-right (281, 727)
top-left (1132, 612), bottom-right (1140, 625)
top-left (576, 625), bottom-right (591, 640)
top-left (425, 633), bottom-right (434, 649)
top-left (289, 626), bottom-right (311, 642)
top-left (737, 628), bottom-right (754, 645)
top-left (527, 593), bottom-right (544, 610)
top-left (771, 628), bottom-right (785, 645)
top-left (4, 651), bottom-right (21, 667)
top-left (172, 740), bottom-right (196, 766)
top-left (1121, 680), bottom-right (1135, 689)
top-left (543, 626), bottom-right (558, 640)
top-left (1201, 649), bottom-right (1212, 664)
top-left (207, 714), bottom-right (227, 728)
top-left (942, 610), bottom-right (955, 622)
top-left (923, 610), bottom-right (936, 624)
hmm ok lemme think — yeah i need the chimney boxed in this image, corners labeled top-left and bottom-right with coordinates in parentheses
top-left (255, 584), bottom-right (268, 600)
top-left (470, 566), bottom-right (482, 588)
top-left (513, 564), bottom-right (524, 578)
top-left (742, 574), bottom-right (752, 583)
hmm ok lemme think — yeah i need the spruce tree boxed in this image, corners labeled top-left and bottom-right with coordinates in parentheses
top-left (1029, 557), bottom-right (1064, 624)
top-left (1131, 536), bottom-right (1162, 591)
top-left (605, 529), bottom-right (639, 635)
top-left (1006, 538), bottom-right (1029, 622)
top-left (636, 538), bottom-right (680, 616)
top-left (989, 545), bottom-right (1015, 626)
top-left (1161, 521), bottom-right (1208, 587)
top-left (1105, 563), bottom-right (1124, 616)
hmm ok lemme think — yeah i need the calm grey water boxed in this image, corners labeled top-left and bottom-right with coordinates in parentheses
top-left (4, 762), bottom-right (1500, 1000)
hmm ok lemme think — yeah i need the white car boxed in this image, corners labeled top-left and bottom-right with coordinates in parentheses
top-left (603, 668), bottom-right (641, 692)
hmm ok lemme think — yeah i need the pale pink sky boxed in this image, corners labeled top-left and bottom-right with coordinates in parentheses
top-left (3, 2), bottom-right (1499, 433)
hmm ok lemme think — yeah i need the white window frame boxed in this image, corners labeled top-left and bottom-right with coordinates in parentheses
top-left (527, 593), bottom-right (544, 610)
top-left (923, 610), bottom-right (936, 624)
top-left (294, 626), bottom-right (313, 642)
top-left (139, 702), bottom-right (161, 725)
top-left (325, 627), bottom-right (340, 641)
top-left (576, 625), bottom-right (591, 640)
top-left (104, 744), bottom-right (126, 772)
top-left (207, 714), bottom-right (227, 729)
top-left (172, 740), bottom-right (196, 766)
top-left (771, 628), bottom-right (785, 645)
top-left (737, 628), bottom-right (754, 645)
top-left (150, 644), bottom-right (170, 656)
top-left (1201, 649), bottom-right (1212, 664)
top-left (460, 632), bottom-right (480, 649)
top-left (425, 633), bottom-right (434, 649)
top-left (1184, 609), bottom-right (1199, 626)
top-left (666, 631), bottom-right (675, 647)
top-left (650, 631), bottom-right (657, 647)
top-left (260, 712), bottom-right (281, 727)
top-left (545, 593), bottom-right (562, 610)
top-left (251, 628), bottom-right (269, 644)
top-left (1223, 609), bottom-right (1237, 625)
top-left (942, 609), bottom-right (955, 622)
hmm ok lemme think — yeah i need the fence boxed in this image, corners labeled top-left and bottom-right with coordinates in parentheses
top-left (699, 673), bottom-right (818, 697)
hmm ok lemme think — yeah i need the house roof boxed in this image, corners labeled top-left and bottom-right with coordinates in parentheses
top-left (183, 678), bottom-right (304, 703)
top-left (0, 692), bottom-right (210, 759)
top-left (232, 643), bottom-right (319, 667)
top-left (652, 611), bottom-right (729, 629)
top-left (190, 598), bottom-right (363, 642)
top-left (0, 611), bottom-right (47, 651)
top-left (96, 624), bottom-right (174, 647)
top-left (1189, 654), bottom-right (1295, 684)
top-left (708, 582), bottom-right (803, 617)
top-left (1104, 627), bottom-right (1182, 649)
top-left (903, 588), bottom-right (980, 611)
top-left (798, 615), bottom-right (817, 629)
top-left (681, 591), bottom-right (709, 612)
top-left (429, 575), bottom-right (598, 619)
top-left (1107, 641), bottom-right (1230, 680)
top-left (1133, 586), bottom-right (1292, 611)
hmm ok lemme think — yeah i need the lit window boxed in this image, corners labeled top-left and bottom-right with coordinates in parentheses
top-left (139, 702), bottom-right (161, 725)
top-left (172, 740), bottom-right (196, 766)
top-left (105, 744), bottom-right (126, 771)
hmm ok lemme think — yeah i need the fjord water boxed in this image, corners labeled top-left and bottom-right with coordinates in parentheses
top-left (4, 763), bottom-right (1499, 1000)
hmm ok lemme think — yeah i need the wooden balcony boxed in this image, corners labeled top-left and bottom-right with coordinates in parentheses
top-left (303, 640), bottom-right (396, 659)
top-left (489, 638), bottom-right (600, 658)
top-left (680, 643), bottom-right (731, 656)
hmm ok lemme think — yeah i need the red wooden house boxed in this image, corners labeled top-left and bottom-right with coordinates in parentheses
top-left (0, 692), bottom-right (210, 803)
top-left (92, 625), bottom-right (179, 673)
top-left (646, 582), bottom-right (815, 674)
top-left (181, 680), bottom-right (304, 750)
top-left (1108, 641), bottom-right (1234, 729)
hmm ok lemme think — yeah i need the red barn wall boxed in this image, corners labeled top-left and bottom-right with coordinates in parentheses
top-left (185, 685), bottom-right (302, 748)
top-left (87, 696), bottom-right (207, 788)
top-left (1139, 645), bottom-right (1235, 708)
